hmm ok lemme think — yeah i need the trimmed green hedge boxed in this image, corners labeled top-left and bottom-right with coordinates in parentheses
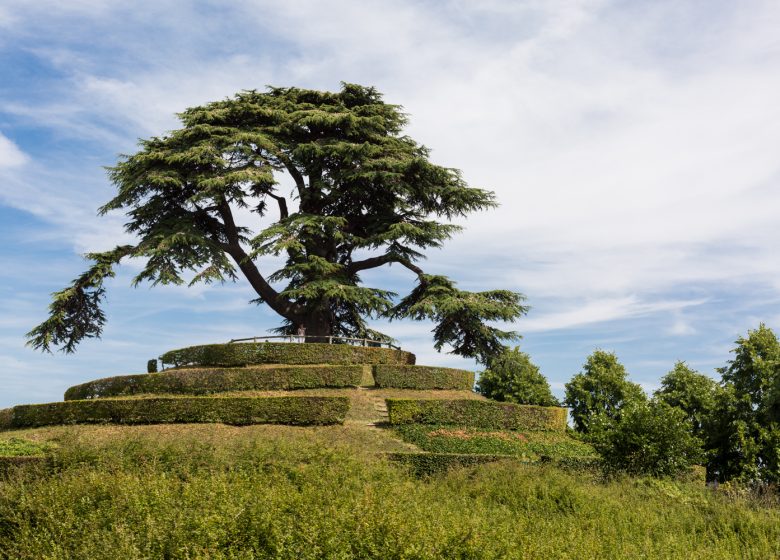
top-left (160, 342), bottom-right (415, 368)
top-left (64, 365), bottom-right (363, 400)
top-left (0, 397), bottom-right (349, 430)
top-left (386, 399), bottom-right (567, 432)
top-left (387, 452), bottom-right (514, 477)
top-left (374, 365), bottom-right (474, 390)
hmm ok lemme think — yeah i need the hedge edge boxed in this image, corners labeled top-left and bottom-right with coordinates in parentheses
top-left (387, 452), bottom-right (516, 476)
top-left (373, 365), bottom-right (475, 390)
top-left (160, 342), bottom-right (415, 368)
top-left (386, 399), bottom-right (567, 432)
top-left (0, 396), bottom-right (349, 430)
top-left (64, 365), bottom-right (363, 400)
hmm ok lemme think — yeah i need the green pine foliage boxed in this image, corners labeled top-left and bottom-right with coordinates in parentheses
top-left (564, 350), bottom-right (646, 434)
top-left (27, 84), bottom-right (526, 364)
top-left (476, 346), bottom-right (559, 406)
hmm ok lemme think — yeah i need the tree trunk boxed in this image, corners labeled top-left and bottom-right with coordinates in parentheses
top-left (302, 311), bottom-right (332, 343)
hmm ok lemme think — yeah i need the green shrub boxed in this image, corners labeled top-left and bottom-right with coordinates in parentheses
top-left (0, 438), bottom-right (51, 457)
top-left (64, 365), bottom-right (363, 400)
top-left (386, 399), bottom-right (567, 431)
top-left (160, 342), bottom-right (415, 367)
top-left (387, 452), bottom-right (513, 477)
top-left (591, 400), bottom-right (703, 478)
top-left (1, 397), bottom-right (349, 429)
top-left (373, 365), bottom-right (474, 390)
top-left (477, 346), bottom-right (559, 406)
top-left (147, 359), bottom-right (158, 373)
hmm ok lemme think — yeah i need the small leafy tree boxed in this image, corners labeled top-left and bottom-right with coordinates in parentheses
top-left (708, 324), bottom-right (780, 483)
top-left (592, 400), bottom-right (703, 477)
top-left (564, 350), bottom-right (646, 434)
top-left (655, 361), bottom-right (719, 439)
top-left (477, 346), bottom-right (559, 406)
top-left (26, 84), bottom-right (527, 363)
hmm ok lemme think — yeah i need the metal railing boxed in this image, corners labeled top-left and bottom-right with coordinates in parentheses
top-left (227, 334), bottom-right (400, 350)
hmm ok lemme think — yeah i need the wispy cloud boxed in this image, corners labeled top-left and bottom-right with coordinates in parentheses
top-left (0, 133), bottom-right (27, 168)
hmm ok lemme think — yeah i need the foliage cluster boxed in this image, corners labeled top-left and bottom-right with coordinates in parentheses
top-left (0, 438), bottom-right (51, 457)
top-left (564, 350), bottom-right (646, 434)
top-left (64, 365), bottom-right (363, 400)
top-left (1, 428), bottom-right (778, 559)
top-left (589, 400), bottom-right (704, 478)
top-left (707, 324), bottom-right (780, 483)
top-left (386, 399), bottom-right (567, 431)
top-left (477, 346), bottom-right (558, 406)
top-left (373, 365), bottom-right (474, 390)
top-left (159, 342), bottom-right (415, 368)
top-left (560, 324), bottom-right (780, 483)
top-left (0, 396), bottom-right (349, 430)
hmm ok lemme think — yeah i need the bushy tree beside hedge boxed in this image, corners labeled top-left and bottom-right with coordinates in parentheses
top-left (591, 400), bottom-right (703, 477)
top-left (564, 350), bottom-right (646, 434)
top-left (477, 346), bottom-right (558, 406)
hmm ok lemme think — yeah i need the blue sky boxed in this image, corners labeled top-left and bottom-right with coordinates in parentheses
top-left (1, 1), bottom-right (779, 408)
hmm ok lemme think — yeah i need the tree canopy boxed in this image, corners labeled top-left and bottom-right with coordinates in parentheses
top-left (654, 361), bottom-right (719, 439)
top-left (27, 84), bottom-right (527, 363)
top-left (476, 346), bottom-right (558, 406)
top-left (564, 350), bottom-right (646, 434)
top-left (708, 324), bottom-right (780, 483)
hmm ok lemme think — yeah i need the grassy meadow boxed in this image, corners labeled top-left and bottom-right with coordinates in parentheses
top-left (1, 423), bottom-right (778, 559)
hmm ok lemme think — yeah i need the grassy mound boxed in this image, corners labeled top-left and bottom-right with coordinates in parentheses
top-left (0, 396), bottom-right (349, 429)
top-left (160, 342), bottom-right (415, 368)
top-left (373, 365), bottom-right (474, 390)
top-left (64, 365), bottom-right (363, 400)
top-left (1, 424), bottom-right (778, 559)
top-left (387, 398), bottom-right (568, 431)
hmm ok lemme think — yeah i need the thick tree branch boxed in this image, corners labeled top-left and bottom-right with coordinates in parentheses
top-left (348, 254), bottom-right (424, 277)
top-left (267, 193), bottom-right (289, 220)
top-left (217, 199), bottom-right (303, 321)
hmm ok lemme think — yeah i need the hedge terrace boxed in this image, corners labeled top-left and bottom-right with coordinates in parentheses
top-left (0, 396), bottom-right (349, 430)
top-left (386, 399), bottom-right (567, 432)
top-left (64, 365), bottom-right (363, 400)
top-left (373, 365), bottom-right (474, 390)
top-left (160, 342), bottom-right (415, 368)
